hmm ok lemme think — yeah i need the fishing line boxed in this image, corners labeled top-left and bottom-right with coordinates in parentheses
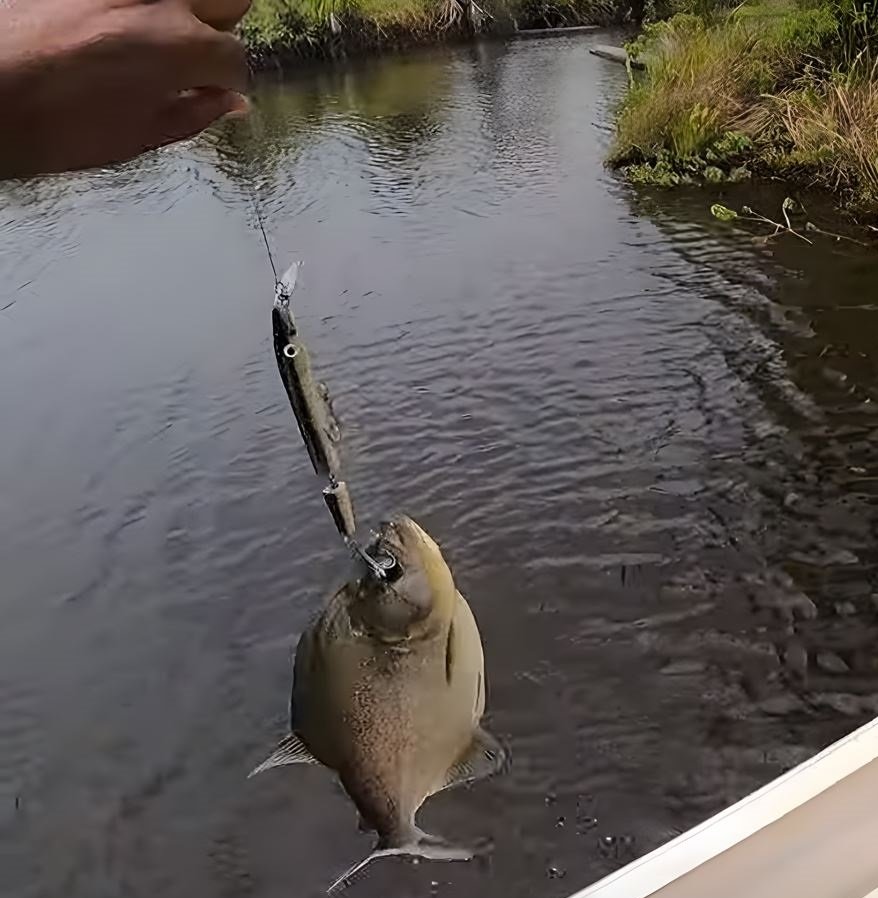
top-left (242, 92), bottom-right (398, 583)
top-left (253, 194), bottom-right (279, 285)
top-left (242, 70), bottom-right (280, 286)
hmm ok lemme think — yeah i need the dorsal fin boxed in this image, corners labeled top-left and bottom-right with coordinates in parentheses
top-left (436, 727), bottom-right (508, 794)
top-left (248, 733), bottom-right (318, 778)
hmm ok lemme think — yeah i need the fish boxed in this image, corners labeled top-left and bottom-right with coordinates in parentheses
top-left (250, 515), bottom-right (507, 891)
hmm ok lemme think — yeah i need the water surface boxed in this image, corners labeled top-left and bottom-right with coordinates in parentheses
top-left (2, 32), bottom-right (878, 898)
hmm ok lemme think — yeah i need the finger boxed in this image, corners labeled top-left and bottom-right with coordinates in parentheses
top-left (168, 21), bottom-right (250, 93)
top-left (151, 87), bottom-right (250, 148)
top-left (189, 0), bottom-right (253, 30)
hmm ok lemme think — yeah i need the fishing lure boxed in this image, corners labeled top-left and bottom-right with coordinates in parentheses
top-left (271, 262), bottom-right (398, 580)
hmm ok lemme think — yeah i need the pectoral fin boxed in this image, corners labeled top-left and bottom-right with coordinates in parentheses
top-left (437, 727), bottom-right (508, 793)
top-left (248, 733), bottom-right (319, 778)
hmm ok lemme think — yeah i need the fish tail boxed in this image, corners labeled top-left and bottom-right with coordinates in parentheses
top-left (326, 828), bottom-right (475, 894)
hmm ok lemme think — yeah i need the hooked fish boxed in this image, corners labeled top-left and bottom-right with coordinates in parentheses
top-left (250, 515), bottom-right (506, 891)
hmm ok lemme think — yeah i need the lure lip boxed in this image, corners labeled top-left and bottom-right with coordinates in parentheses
top-left (272, 261), bottom-right (302, 347)
top-left (275, 261), bottom-right (302, 305)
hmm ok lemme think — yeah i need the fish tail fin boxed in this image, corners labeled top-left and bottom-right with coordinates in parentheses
top-left (326, 828), bottom-right (475, 894)
top-left (406, 827), bottom-right (477, 863)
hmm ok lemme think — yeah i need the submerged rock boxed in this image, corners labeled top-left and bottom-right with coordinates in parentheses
top-left (816, 651), bottom-right (850, 674)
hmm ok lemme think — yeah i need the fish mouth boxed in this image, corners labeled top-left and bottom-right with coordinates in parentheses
top-left (361, 516), bottom-right (422, 576)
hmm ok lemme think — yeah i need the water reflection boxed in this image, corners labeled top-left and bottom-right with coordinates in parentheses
top-left (249, 516), bottom-right (505, 891)
top-left (208, 54), bottom-right (452, 196)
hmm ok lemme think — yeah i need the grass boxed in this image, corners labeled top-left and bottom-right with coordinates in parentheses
top-left (242, 0), bottom-right (619, 61)
top-left (610, 0), bottom-right (878, 211)
top-left (772, 63), bottom-right (878, 204)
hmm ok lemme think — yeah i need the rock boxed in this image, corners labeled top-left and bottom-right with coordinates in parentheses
top-left (811, 693), bottom-right (863, 716)
top-left (826, 550), bottom-right (859, 567)
top-left (660, 660), bottom-right (707, 676)
top-left (782, 642), bottom-right (808, 678)
top-left (752, 582), bottom-right (817, 621)
top-left (759, 694), bottom-right (807, 716)
top-left (816, 651), bottom-right (849, 674)
top-left (728, 166), bottom-right (751, 183)
top-left (794, 594), bottom-right (819, 620)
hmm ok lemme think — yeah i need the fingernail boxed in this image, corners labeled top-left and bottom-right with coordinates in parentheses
top-left (222, 92), bottom-right (251, 119)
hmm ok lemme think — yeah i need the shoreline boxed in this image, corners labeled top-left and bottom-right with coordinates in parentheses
top-left (605, 3), bottom-right (878, 221)
top-left (243, 4), bottom-right (619, 69)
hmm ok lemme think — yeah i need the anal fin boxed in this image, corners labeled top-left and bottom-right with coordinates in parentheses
top-left (436, 727), bottom-right (508, 793)
top-left (248, 732), bottom-right (318, 778)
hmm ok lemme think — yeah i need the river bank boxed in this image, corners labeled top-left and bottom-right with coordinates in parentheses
top-left (608, 0), bottom-right (878, 219)
top-left (242, 0), bottom-right (621, 65)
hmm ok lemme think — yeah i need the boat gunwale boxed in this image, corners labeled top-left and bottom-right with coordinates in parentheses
top-left (568, 715), bottom-right (878, 898)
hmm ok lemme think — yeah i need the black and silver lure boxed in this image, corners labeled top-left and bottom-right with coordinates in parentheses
top-left (271, 262), bottom-right (398, 581)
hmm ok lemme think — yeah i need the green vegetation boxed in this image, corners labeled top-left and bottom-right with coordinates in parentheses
top-left (610, 0), bottom-right (878, 212)
top-left (242, 0), bottom-right (618, 63)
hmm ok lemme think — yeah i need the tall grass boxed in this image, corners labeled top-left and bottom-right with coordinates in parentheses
top-left (611, 0), bottom-right (878, 209)
top-left (242, 0), bottom-right (617, 60)
top-left (775, 62), bottom-right (878, 202)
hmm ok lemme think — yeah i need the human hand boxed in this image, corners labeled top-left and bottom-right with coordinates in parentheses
top-left (0, 0), bottom-right (252, 179)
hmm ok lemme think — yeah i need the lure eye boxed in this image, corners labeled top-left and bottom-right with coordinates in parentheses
top-left (283, 344), bottom-right (298, 359)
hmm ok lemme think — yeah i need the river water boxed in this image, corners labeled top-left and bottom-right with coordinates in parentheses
top-left (2, 30), bottom-right (878, 898)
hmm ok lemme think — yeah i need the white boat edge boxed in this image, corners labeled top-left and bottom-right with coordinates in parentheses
top-left (567, 714), bottom-right (878, 898)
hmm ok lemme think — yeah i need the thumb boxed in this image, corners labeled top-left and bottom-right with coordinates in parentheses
top-left (153, 88), bottom-right (250, 148)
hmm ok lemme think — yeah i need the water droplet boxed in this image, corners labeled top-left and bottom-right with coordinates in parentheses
top-left (602, 835), bottom-right (616, 846)
top-left (556, 816), bottom-right (566, 828)
top-left (544, 793), bottom-right (557, 805)
top-left (547, 866), bottom-right (567, 880)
